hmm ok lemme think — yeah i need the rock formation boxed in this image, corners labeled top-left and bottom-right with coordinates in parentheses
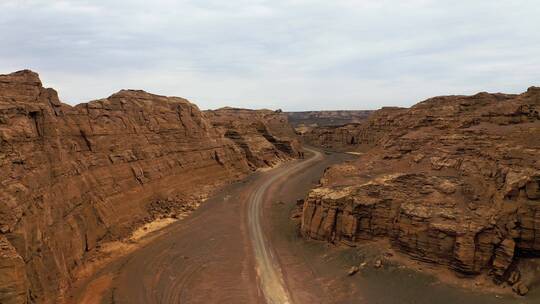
top-left (204, 107), bottom-right (303, 168)
top-left (298, 107), bottom-right (404, 151)
top-left (286, 110), bottom-right (373, 127)
top-left (0, 70), bottom-right (300, 303)
top-left (301, 89), bottom-right (540, 290)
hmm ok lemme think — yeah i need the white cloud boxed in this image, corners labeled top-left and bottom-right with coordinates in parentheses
top-left (0, 0), bottom-right (539, 110)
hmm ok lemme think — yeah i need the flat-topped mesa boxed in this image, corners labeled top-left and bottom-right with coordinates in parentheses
top-left (204, 107), bottom-right (303, 169)
top-left (301, 88), bottom-right (540, 291)
top-left (286, 110), bottom-right (374, 128)
top-left (0, 70), bottom-right (301, 304)
top-left (0, 69), bottom-right (42, 89)
top-left (0, 70), bottom-right (62, 112)
top-left (526, 86), bottom-right (540, 94)
top-left (104, 89), bottom-right (191, 105)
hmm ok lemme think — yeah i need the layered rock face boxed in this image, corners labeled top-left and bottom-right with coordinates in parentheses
top-left (204, 107), bottom-right (303, 169)
top-left (302, 89), bottom-right (540, 283)
top-left (0, 70), bottom-right (296, 303)
top-left (286, 110), bottom-right (373, 127)
top-left (300, 107), bottom-right (404, 151)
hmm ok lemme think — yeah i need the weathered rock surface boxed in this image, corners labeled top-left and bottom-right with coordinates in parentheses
top-left (301, 89), bottom-right (540, 287)
top-left (286, 110), bottom-right (373, 127)
top-left (0, 235), bottom-right (28, 304)
top-left (299, 107), bottom-right (405, 151)
top-left (204, 107), bottom-right (303, 168)
top-left (0, 70), bottom-right (299, 303)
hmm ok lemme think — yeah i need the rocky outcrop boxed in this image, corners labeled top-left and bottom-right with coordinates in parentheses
top-left (204, 107), bottom-right (303, 168)
top-left (0, 70), bottom-right (298, 303)
top-left (299, 107), bottom-right (405, 151)
top-left (286, 110), bottom-right (373, 127)
top-left (0, 235), bottom-right (28, 303)
top-left (301, 89), bottom-right (540, 287)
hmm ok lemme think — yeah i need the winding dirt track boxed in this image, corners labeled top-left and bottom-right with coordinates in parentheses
top-left (72, 147), bottom-right (326, 304)
top-left (247, 147), bottom-right (322, 304)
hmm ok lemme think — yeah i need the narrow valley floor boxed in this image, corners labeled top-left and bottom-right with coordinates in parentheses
top-left (70, 148), bottom-right (539, 304)
top-left (69, 148), bottom-right (348, 304)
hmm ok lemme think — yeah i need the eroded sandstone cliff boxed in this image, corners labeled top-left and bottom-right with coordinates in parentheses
top-left (204, 107), bottom-right (303, 168)
top-left (0, 70), bottom-right (299, 303)
top-left (301, 89), bottom-right (540, 291)
top-left (286, 110), bottom-right (373, 127)
top-left (298, 107), bottom-right (404, 151)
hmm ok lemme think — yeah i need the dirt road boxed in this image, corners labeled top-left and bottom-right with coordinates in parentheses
top-left (71, 147), bottom-right (334, 304)
top-left (247, 147), bottom-right (322, 304)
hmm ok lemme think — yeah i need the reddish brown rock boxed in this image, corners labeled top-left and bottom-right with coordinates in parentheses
top-left (0, 70), bottom-right (300, 303)
top-left (301, 88), bottom-right (540, 287)
top-left (299, 107), bottom-right (405, 151)
top-left (513, 282), bottom-right (529, 296)
top-left (0, 235), bottom-right (28, 304)
top-left (286, 110), bottom-right (373, 127)
top-left (204, 107), bottom-right (303, 168)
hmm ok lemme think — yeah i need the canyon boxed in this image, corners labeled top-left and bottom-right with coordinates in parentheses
top-left (301, 88), bottom-right (540, 295)
top-left (0, 70), bottom-right (300, 304)
top-left (1, 68), bottom-right (540, 304)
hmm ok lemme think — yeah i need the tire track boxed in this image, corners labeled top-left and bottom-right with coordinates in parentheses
top-left (247, 147), bottom-right (322, 304)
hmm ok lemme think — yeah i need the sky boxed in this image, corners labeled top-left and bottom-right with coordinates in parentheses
top-left (0, 0), bottom-right (539, 111)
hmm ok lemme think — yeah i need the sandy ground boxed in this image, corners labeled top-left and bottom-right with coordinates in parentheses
top-left (67, 218), bottom-right (182, 303)
top-left (70, 178), bottom-right (262, 303)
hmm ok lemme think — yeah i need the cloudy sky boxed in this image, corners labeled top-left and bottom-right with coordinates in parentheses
top-left (1, 0), bottom-right (539, 110)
